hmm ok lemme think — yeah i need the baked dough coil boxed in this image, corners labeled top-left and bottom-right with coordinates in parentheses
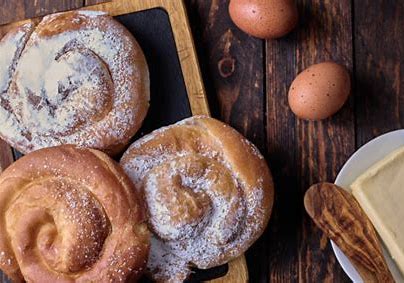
top-left (0, 145), bottom-right (150, 282)
top-left (120, 116), bottom-right (274, 282)
top-left (0, 11), bottom-right (149, 155)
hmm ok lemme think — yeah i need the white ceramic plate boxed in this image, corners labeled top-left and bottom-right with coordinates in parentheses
top-left (333, 129), bottom-right (404, 282)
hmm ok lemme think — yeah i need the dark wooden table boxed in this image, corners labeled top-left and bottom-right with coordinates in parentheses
top-left (1, 0), bottom-right (403, 282)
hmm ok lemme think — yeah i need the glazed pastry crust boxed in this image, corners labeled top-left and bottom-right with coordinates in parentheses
top-left (121, 116), bottom-right (274, 282)
top-left (0, 145), bottom-right (150, 282)
top-left (0, 10), bottom-right (149, 155)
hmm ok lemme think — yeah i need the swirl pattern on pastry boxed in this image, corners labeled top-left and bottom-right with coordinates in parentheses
top-left (0, 145), bottom-right (150, 282)
top-left (0, 10), bottom-right (149, 155)
top-left (120, 116), bottom-right (274, 282)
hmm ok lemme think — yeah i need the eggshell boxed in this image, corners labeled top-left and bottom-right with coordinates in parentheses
top-left (288, 62), bottom-right (351, 120)
top-left (229, 0), bottom-right (298, 39)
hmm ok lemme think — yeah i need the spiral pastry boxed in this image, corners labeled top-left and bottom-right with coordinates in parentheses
top-left (0, 11), bottom-right (149, 155)
top-left (120, 116), bottom-right (274, 282)
top-left (0, 145), bottom-right (150, 282)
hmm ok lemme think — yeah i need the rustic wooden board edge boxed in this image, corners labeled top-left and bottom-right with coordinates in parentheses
top-left (0, 1), bottom-right (247, 282)
top-left (81, 0), bottom-right (210, 117)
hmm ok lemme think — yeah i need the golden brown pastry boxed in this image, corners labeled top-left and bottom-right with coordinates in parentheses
top-left (120, 116), bottom-right (274, 282)
top-left (0, 145), bottom-right (150, 282)
top-left (0, 10), bottom-right (149, 155)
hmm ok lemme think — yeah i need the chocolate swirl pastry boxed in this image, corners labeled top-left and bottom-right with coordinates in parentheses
top-left (120, 116), bottom-right (274, 282)
top-left (0, 145), bottom-right (150, 282)
top-left (0, 11), bottom-right (149, 155)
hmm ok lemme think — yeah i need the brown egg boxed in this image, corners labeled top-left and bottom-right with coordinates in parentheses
top-left (288, 62), bottom-right (351, 121)
top-left (229, 0), bottom-right (298, 39)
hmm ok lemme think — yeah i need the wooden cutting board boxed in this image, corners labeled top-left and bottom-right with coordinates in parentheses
top-left (0, 0), bottom-right (248, 282)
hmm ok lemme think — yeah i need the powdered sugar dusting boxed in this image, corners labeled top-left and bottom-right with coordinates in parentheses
top-left (148, 237), bottom-right (190, 282)
top-left (46, 179), bottom-right (109, 271)
top-left (76, 10), bottom-right (107, 17)
top-left (0, 11), bottom-right (149, 153)
top-left (0, 23), bottom-right (34, 93)
top-left (121, 116), bottom-right (270, 281)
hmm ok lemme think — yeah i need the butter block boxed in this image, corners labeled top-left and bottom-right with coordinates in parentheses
top-left (351, 146), bottom-right (404, 275)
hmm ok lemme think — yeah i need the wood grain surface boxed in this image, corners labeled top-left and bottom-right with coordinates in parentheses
top-left (304, 183), bottom-right (394, 283)
top-left (354, 1), bottom-right (404, 146)
top-left (0, 0), bottom-right (84, 25)
top-left (265, 1), bottom-right (355, 282)
top-left (1, 0), bottom-right (404, 282)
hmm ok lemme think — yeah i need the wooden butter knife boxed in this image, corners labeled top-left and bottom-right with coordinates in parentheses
top-left (304, 182), bottom-right (394, 283)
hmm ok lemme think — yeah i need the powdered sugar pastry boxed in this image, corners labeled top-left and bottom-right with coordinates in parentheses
top-left (120, 116), bottom-right (274, 282)
top-left (0, 11), bottom-right (149, 154)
